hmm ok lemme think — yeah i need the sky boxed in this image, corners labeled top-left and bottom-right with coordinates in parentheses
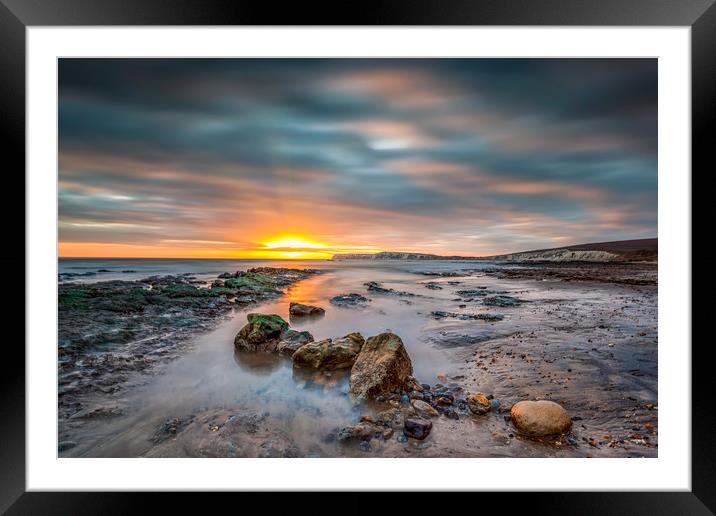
top-left (58, 58), bottom-right (657, 259)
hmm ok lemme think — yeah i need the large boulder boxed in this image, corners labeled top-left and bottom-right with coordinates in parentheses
top-left (510, 400), bottom-right (572, 436)
top-left (276, 329), bottom-right (314, 356)
top-left (292, 333), bottom-right (364, 370)
top-left (289, 302), bottom-right (325, 317)
top-left (348, 332), bottom-right (413, 401)
top-left (233, 313), bottom-right (289, 352)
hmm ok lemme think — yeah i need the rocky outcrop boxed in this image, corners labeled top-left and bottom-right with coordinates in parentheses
top-left (292, 333), bottom-right (365, 370)
top-left (348, 332), bottom-right (413, 401)
top-left (233, 313), bottom-right (290, 352)
top-left (364, 281), bottom-right (416, 297)
top-left (288, 302), bottom-right (325, 317)
top-left (482, 295), bottom-right (522, 307)
top-left (510, 400), bottom-right (572, 436)
top-left (329, 293), bottom-right (370, 308)
top-left (430, 311), bottom-right (504, 322)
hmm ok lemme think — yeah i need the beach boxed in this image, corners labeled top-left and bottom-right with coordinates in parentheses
top-left (58, 258), bottom-right (657, 458)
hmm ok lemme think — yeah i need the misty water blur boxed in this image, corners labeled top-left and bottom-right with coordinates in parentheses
top-left (61, 259), bottom-right (494, 457)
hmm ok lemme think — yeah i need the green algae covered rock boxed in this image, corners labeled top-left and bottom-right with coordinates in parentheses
top-left (234, 313), bottom-right (290, 352)
top-left (224, 272), bottom-right (279, 294)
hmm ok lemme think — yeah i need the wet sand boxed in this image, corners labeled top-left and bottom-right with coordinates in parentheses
top-left (58, 260), bottom-right (657, 458)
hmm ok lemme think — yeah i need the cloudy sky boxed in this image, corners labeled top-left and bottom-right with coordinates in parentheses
top-left (58, 58), bottom-right (657, 258)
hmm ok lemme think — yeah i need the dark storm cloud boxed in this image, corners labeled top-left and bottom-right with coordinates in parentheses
top-left (58, 58), bottom-right (657, 256)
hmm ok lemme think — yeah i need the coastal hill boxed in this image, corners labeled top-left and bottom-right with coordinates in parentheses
top-left (331, 238), bottom-right (657, 263)
top-left (331, 251), bottom-right (480, 261)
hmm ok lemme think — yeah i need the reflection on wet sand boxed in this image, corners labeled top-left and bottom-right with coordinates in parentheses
top-left (233, 350), bottom-right (286, 374)
top-left (289, 311), bottom-right (326, 326)
top-left (292, 367), bottom-right (349, 391)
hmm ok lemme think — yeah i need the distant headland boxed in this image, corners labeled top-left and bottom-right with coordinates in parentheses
top-left (331, 238), bottom-right (657, 263)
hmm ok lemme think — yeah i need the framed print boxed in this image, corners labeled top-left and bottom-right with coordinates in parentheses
top-left (2, 0), bottom-right (708, 513)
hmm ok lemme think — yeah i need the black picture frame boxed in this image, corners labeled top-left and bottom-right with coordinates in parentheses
top-left (1, 0), bottom-right (707, 513)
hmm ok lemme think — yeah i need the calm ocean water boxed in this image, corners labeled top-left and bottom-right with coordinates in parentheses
top-left (58, 257), bottom-right (501, 283)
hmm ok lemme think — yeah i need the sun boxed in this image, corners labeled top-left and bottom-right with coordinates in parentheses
top-left (263, 237), bottom-right (325, 250)
top-left (256, 234), bottom-right (332, 259)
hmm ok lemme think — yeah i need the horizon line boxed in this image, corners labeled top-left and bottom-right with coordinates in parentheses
top-left (57, 235), bottom-right (658, 261)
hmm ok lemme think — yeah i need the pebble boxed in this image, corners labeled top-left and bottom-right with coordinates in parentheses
top-left (404, 417), bottom-right (433, 440)
top-left (467, 392), bottom-right (491, 415)
top-left (359, 441), bottom-right (372, 452)
top-left (412, 399), bottom-right (439, 418)
top-left (436, 395), bottom-right (454, 407)
top-left (442, 408), bottom-right (459, 420)
top-left (397, 433), bottom-right (408, 443)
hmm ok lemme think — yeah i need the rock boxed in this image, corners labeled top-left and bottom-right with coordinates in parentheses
top-left (329, 293), bottom-right (370, 308)
top-left (404, 417), bottom-right (432, 440)
top-left (483, 295), bottom-right (522, 307)
top-left (349, 332), bottom-right (413, 401)
top-left (364, 281), bottom-right (416, 297)
top-left (510, 400), bottom-right (572, 436)
top-left (292, 333), bottom-right (364, 370)
top-left (442, 408), bottom-right (459, 420)
top-left (375, 408), bottom-right (405, 429)
top-left (217, 272), bottom-right (234, 279)
top-left (233, 313), bottom-right (289, 352)
top-left (436, 395), bottom-right (454, 407)
top-left (337, 420), bottom-right (384, 443)
top-left (431, 311), bottom-right (504, 321)
top-left (431, 311), bottom-right (454, 319)
top-left (403, 375), bottom-right (423, 392)
top-left (411, 399), bottom-right (439, 418)
top-left (289, 302), bottom-right (325, 317)
top-left (364, 281), bottom-right (393, 294)
top-left (276, 329), bottom-right (314, 355)
top-left (424, 282), bottom-right (442, 290)
top-left (467, 392), bottom-right (491, 415)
